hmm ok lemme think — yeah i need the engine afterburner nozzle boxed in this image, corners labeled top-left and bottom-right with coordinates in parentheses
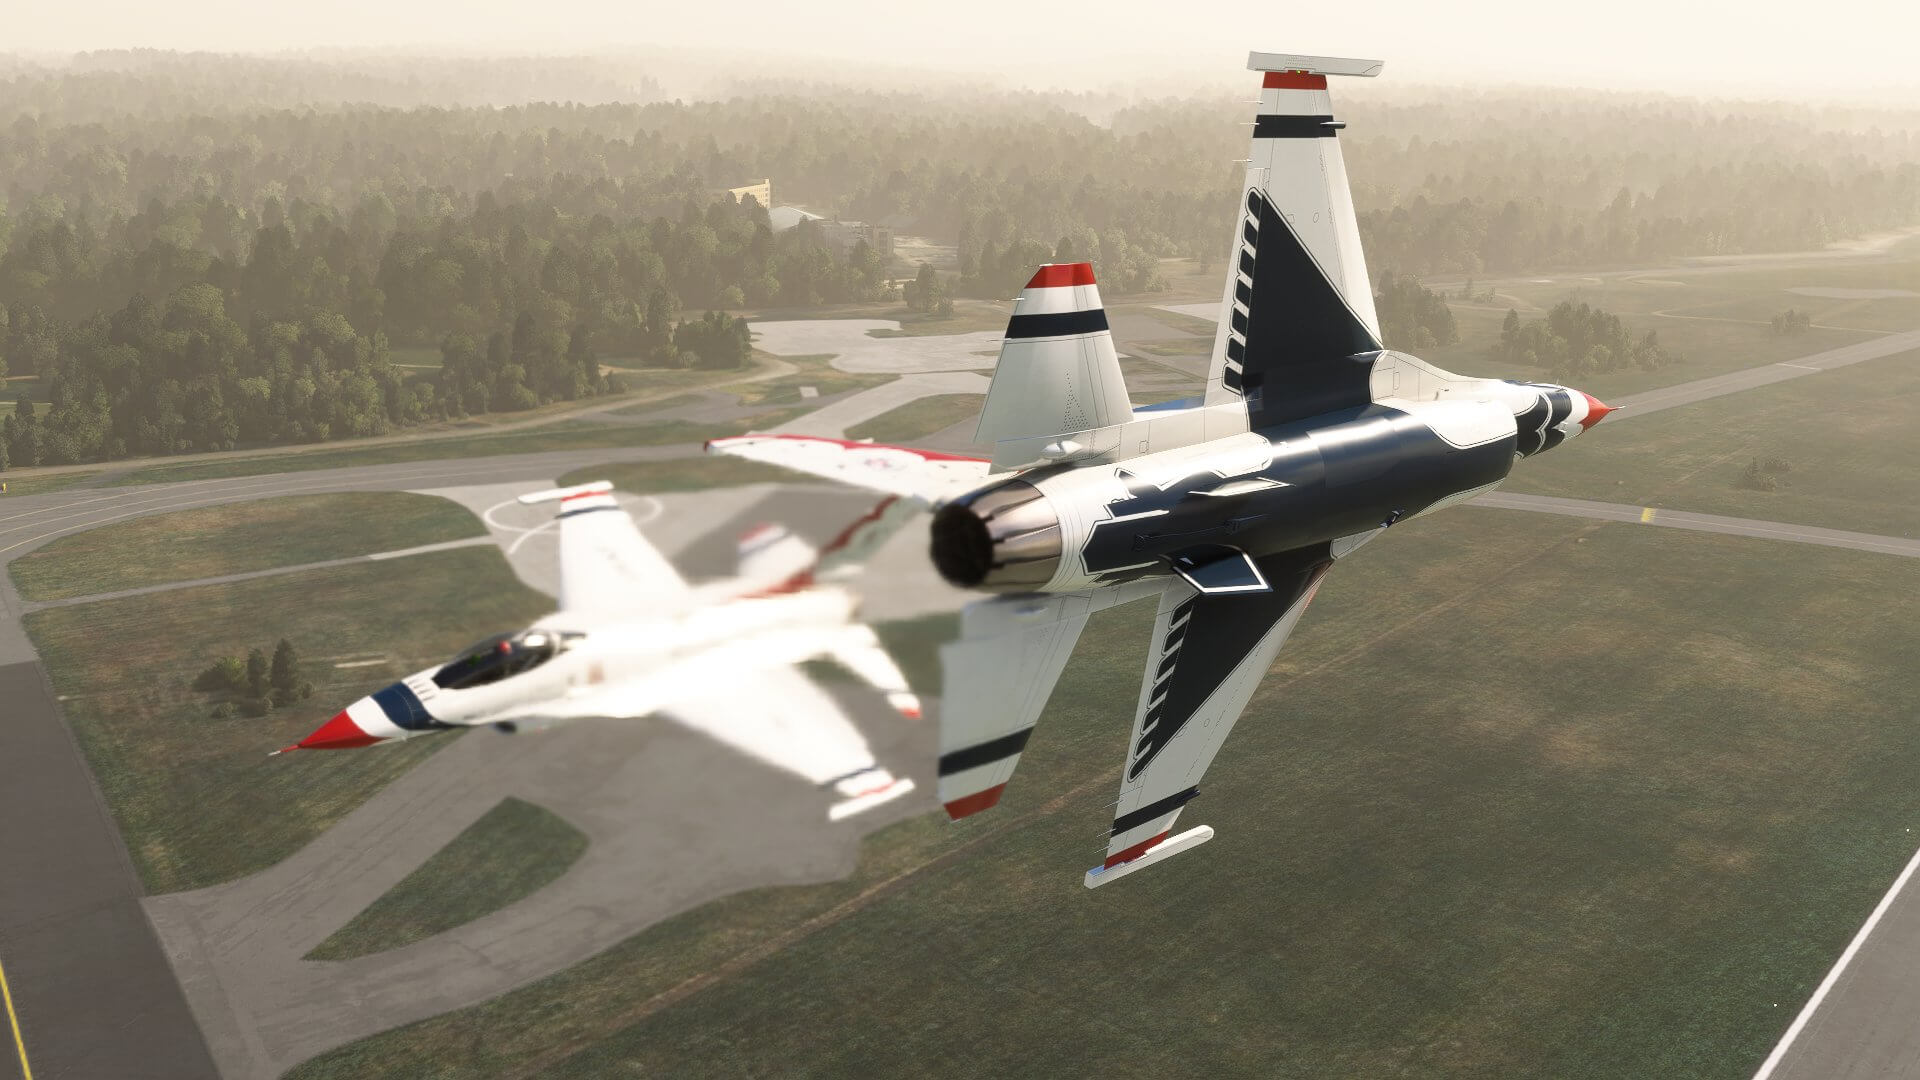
top-left (930, 479), bottom-right (1062, 591)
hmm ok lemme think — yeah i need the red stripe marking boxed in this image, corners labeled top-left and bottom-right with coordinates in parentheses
top-left (1104, 830), bottom-right (1171, 869)
top-left (1024, 262), bottom-right (1097, 289)
top-left (1263, 71), bottom-right (1327, 90)
top-left (819, 495), bottom-right (899, 559)
top-left (295, 710), bottom-right (384, 751)
top-left (943, 783), bottom-right (1007, 820)
top-left (1578, 392), bottom-right (1614, 430)
top-left (560, 490), bottom-right (604, 502)
top-left (710, 432), bottom-right (988, 464)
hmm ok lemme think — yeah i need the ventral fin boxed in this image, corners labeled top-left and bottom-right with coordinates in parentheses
top-left (1168, 546), bottom-right (1270, 595)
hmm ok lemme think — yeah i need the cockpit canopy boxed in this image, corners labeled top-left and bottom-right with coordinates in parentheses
top-left (432, 629), bottom-right (572, 690)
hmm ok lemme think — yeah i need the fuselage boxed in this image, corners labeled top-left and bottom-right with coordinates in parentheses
top-left (293, 586), bottom-right (861, 749)
top-left (931, 368), bottom-right (1608, 594)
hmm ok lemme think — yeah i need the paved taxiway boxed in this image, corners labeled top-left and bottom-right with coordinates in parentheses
top-left (0, 445), bottom-right (709, 1079)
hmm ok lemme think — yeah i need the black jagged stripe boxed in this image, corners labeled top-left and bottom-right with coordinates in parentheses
top-left (1004, 309), bottom-right (1109, 340)
top-left (1125, 546), bottom-right (1333, 781)
top-left (1111, 786), bottom-right (1201, 835)
top-left (938, 727), bottom-right (1035, 776)
top-left (1253, 114), bottom-right (1341, 139)
top-left (1235, 189), bottom-right (1383, 426)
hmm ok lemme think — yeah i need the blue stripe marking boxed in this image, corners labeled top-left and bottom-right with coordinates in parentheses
top-left (372, 682), bottom-right (446, 732)
top-left (558, 505), bottom-right (623, 519)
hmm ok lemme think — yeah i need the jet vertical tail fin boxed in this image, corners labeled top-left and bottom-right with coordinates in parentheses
top-left (974, 262), bottom-right (1134, 448)
top-left (1203, 53), bottom-right (1386, 428)
top-left (736, 523), bottom-right (817, 588)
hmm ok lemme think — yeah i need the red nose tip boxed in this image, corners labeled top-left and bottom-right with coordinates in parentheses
top-left (1578, 393), bottom-right (1614, 430)
top-left (292, 710), bottom-right (383, 751)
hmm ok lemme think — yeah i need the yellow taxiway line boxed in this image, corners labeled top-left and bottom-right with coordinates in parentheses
top-left (0, 954), bottom-right (31, 1080)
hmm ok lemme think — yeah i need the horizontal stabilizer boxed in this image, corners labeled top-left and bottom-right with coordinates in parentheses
top-left (736, 523), bottom-right (816, 589)
top-left (1083, 825), bottom-right (1215, 889)
top-left (1246, 52), bottom-right (1384, 77)
top-left (706, 433), bottom-right (991, 504)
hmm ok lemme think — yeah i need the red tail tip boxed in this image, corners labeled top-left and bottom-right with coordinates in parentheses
top-left (1579, 393), bottom-right (1614, 430)
top-left (1024, 263), bottom-right (1096, 289)
top-left (943, 783), bottom-right (1007, 820)
top-left (1104, 830), bottom-right (1172, 869)
top-left (295, 710), bottom-right (382, 751)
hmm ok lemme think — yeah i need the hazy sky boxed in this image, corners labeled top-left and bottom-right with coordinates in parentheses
top-left (11, 0), bottom-right (1919, 101)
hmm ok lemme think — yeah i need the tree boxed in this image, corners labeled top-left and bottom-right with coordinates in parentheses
top-left (270, 639), bottom-right (298, 695)
top-left (1374, 271), bottom-right (1458, 350)
top-left (566, 325), bottom-right (601, 398)
top-left (192, 656), bottom-right (247, 693)
top-left (672, 311), bottom-right (751, 370)
top-left (245, 647), bottom-right (270, 700)
top-left (268, 638), bottom-right (312, 706)
top-left (903, 263), bottom-right (942, 313)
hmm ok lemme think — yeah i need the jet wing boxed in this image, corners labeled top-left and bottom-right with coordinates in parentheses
top-left (1087, 547), bottom-right (1334, 887)
top-left (705, 433), bottom-right (992, 505)
top-left (934, 579), bottom-right (1165, 818)
top-left (661, 665), bottom-right (914, 821)
top-left (518, 481), bottom-right (688, 615)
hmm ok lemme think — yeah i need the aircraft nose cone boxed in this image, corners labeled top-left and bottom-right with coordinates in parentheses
top-left (295, 709), bottom-right (383, 751)
top-left (1578, 393), bottom-right (1614, 430)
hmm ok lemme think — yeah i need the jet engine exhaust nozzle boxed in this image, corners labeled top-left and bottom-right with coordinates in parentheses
top-left (930, 479), bottom-right (1062, 592)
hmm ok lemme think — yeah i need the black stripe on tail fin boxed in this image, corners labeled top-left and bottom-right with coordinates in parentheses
top-left (1231, 189), bottom-right (1382, 428)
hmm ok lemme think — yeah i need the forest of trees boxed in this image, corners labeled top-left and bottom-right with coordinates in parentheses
top-left (0, 191), bottom-right (843, 465)
top-left (1492, 301), bottom-right (1682, 380)
top-left (0, 53), bottom-right (1915, 467)
top-left (1373, 272), bottom-right (1459, 350)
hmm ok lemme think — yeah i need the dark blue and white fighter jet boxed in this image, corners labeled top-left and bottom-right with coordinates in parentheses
top-left (711, 51), bottom-right (1613, 886)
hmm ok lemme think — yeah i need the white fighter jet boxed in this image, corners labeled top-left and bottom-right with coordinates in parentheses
top-left (711, 52), bottom-right (1615, 882)
top-left (279, 481), bottom-right (922, 822)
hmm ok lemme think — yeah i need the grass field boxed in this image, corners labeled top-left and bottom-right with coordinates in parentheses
top-left (10, 493), bottom-right (483, 602)
top-left (290, 510), bottom-right (1920, 1079)
top-left (1418, 260), bottom-right (1920, 400)
top-left (844, 394), bottom-right (984, 444)
top-left (555, 457), bottom-right (790, 493)
top-left (306, 797), bottom-right (588, 962)
top-left (1505, 347), bottom-right (1920, 538)
top-left (0, 470), bottom-right (103, 496)
top-left (1135, 305), bottom-right (1221, 335)
top-left (24, 546), bottom-right (555, 894)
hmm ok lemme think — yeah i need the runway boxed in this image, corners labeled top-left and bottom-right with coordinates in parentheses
top-left (0, 660), bottom-right (217, 1079)
top-left (1758, 844), bottom-right (1920, 1079)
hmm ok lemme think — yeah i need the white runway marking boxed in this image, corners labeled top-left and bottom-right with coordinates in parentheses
top-left (1750, 842), bottom-right (1920, 1080)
